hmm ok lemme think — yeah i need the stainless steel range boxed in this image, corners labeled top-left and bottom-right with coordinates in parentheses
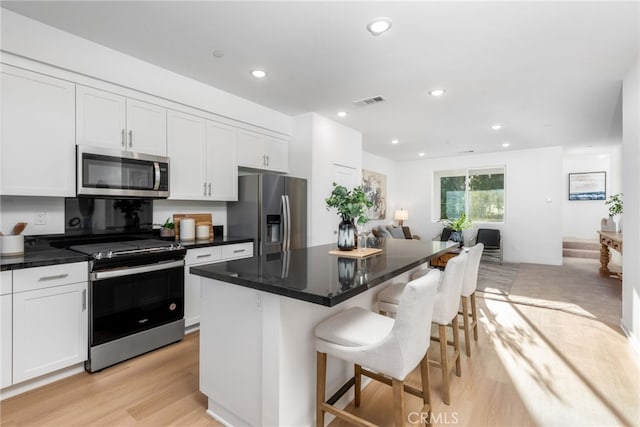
top-left (65, 198), bottom-right (186, 372)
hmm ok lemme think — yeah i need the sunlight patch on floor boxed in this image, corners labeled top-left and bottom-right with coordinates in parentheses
top-left (480, 298), bottom-right (637, 427)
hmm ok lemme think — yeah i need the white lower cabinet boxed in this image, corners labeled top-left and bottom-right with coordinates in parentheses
top-left (1, 270), bottom-right (12, 389)
top-left (184, 243), bottom-right (253, 329)
top-left (11, 262), bottom-right (88, 385)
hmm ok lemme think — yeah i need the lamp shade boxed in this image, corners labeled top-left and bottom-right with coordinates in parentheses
top-left (394, 209), bottom-right (408, 221)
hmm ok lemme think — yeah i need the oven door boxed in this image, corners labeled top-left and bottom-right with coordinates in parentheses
top-left (77, 145), bottom-right (169, 198)
top-left (90, 260), bottom-right (184, 346)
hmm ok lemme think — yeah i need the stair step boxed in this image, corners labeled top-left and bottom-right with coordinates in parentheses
top-left (563, 248), bottom-right (600, 259)
top-left (562, 239), bottom-right (600, 251)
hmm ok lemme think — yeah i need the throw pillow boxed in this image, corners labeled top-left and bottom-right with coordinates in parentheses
top-left (386, 225), bottom-right (406, 239)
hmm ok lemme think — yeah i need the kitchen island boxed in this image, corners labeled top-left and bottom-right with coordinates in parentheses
top-left (191, 239), bottom-right (457, 426)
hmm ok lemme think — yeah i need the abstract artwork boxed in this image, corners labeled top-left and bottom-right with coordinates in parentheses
top-left (568, 171), bottom-right (606, 200)
top-left (362, 169), bottom-right (387, 219)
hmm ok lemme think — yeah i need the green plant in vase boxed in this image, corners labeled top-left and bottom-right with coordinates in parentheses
top-left (325, 183), bottom-right (373, 250)
top-left (443, 213), bottom-right (472, 246)
top-left (605, 193), bottom-right (623, 232)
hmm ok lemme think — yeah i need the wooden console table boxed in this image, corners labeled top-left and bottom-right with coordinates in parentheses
top-left (597, 231), bottom-right (622, 278)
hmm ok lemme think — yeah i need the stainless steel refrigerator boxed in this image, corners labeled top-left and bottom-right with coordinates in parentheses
top-left (228, 174), bottom-right (307, 255)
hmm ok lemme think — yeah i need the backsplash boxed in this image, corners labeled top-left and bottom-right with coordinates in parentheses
top-left (0, 196), bottom-right (228, 236)
top-left (0, 196), bottom-right (65, 235)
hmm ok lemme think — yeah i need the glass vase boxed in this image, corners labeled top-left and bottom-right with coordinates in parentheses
top-left (337, 218), bottom-right (356, 251)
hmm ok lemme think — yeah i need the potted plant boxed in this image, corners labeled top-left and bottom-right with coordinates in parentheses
top-left (325, 183), bottom-right (373, 250)
top-left (443, 213), bottom-right (472, 246)
top-left (159, 218), bottom-right (175, 238)
top-left (605, 193), bottom-right (623, 232)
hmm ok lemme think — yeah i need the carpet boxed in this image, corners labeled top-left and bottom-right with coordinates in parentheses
top-left (476, 261), bottom-right (519, 295)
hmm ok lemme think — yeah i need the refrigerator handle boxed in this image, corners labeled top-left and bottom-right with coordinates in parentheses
top-left (281, 195), bottom-right (288, 251)
top-left (285, 195), bottom-right (292, 251)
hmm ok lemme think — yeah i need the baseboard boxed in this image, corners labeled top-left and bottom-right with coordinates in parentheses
top-left (620, 319), bottom-right (639, 355)
top-left (0, 363), bottom-right (85, 400)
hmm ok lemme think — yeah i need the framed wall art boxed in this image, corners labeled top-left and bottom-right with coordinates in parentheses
top-left (362, 169), bottom-right (387, 219)
top-left (568, 171), bottom-right (606, 201)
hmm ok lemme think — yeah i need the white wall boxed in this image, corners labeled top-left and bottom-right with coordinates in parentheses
top-left (0, 9), bottom-right (291, 135)
top-left (0, 197), bottom-right (64, 235)
top-left (562, 146), bottom-right (622, 239)
top-left (621, 56), bottom-right (640, 351)
top-left (290, 113), bottom-right (362, 247)
top-left (394, 146), bottom-right (564, 265)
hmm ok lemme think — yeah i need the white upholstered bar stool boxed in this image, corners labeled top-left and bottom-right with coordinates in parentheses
top-left (376, 252), bottom-right (468, 405)
top-left (459, 243), bottom-right (484, 357)
top-left (315, 269), bottom-right (441, 427)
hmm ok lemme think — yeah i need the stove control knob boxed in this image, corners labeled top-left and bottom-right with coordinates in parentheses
top-left (107, 251), bottom-right (114, 259)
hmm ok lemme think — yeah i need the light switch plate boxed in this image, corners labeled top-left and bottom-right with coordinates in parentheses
top-left (34, 212), bottom-right (46, 225)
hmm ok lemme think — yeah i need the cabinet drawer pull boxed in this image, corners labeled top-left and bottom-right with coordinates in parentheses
top-left (196, 253), bottom-right (212, 259)
top-left (233, 249), bottom-right (246, 253)
top-left (38, 273), bottom-right (69, 281)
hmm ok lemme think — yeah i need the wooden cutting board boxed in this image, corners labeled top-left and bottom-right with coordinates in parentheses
top-left (328, 248), bottom-right (382, 258)
top-left (173, 213), bottom-right (213, 241)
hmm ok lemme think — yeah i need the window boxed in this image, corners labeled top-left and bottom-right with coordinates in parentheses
top-left (434, 166), bottom-right (505, 222)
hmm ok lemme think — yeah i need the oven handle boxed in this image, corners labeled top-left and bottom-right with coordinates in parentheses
top-left (90, 260), bottom-right (184, 281)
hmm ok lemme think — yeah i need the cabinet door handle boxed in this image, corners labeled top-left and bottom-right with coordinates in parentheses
top-left (267, 155), bottom-right (270, 167)
top-left (208, 182), bottom-right (212, 197)
top-left (121, 129), bottom-right (126, 147)
top-left (82, 289), bottom-right (87, 311)
top-left (38, 273), bottom-right (68, 281)
top-left (203, 182), bottom-right (207, 196)
top-left (128, 130), bottom-right (133, 148)
top-left (263, 155), bottom-right (267, 166)
top-left (196, 253), bottom-right (212, 259)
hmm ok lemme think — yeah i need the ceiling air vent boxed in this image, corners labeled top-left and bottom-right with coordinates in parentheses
top-left (352, 95), bottom-right (385, 107)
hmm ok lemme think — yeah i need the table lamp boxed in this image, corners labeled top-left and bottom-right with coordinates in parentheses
top-left (394, 209), bottom-right (408, 226)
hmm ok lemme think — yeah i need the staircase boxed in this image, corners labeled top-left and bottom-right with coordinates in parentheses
top-left (563, 238), bottom-right (600, 259)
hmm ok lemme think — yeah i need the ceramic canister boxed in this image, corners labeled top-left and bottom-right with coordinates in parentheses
top-left (196, 225), bottom-right (210, 240)
top-left (179, 218), bottom-right (196, 241)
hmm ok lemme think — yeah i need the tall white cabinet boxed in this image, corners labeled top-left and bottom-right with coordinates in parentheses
top-left (1, 65), bottom-right (76, 197)
top-left (168, 110), bottom-right (238, 201)
top-left (76, 85), bottom-right (167, 156)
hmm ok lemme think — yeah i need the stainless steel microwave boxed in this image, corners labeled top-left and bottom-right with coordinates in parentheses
top-left (77, 145), bottom-right (169, 198)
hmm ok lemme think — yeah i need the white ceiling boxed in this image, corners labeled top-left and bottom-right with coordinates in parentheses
top-left (2, 1), bottom-right (638, 161)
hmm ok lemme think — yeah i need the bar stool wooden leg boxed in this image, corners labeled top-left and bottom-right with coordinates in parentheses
top-left (354, 364), bottom-right (362, 407)
top-left (419, 355), bottom-right (431, 425)
top-left (452, 317), bottom-right (461, 377)
top-left (437, 325), bottom-right (450, 405)
top-left (392, 378), bottom-right (405, 427)
top-left (461, 296), bottom-right (471, 357)
top-left (316, 351), bottom-right (327, 427)
top-left (471, 292), bottom-right (479, 341)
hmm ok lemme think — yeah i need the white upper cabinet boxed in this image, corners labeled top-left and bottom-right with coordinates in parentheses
top-left (206, 121), bottom-right (238, 201)
top-left (168, 110), bottom-right (238, 201)
top-left (76, 85), bottom-right (167, 156)
top-left (1, 65), bottom-right (76, 197)
top-left (167, 110), bottom-right (207, 200)
top-left (237, 129), bottom-right (289, 173)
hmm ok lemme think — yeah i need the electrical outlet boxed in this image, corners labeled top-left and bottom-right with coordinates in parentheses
top-left (35, 212), bottom-right (46, 225)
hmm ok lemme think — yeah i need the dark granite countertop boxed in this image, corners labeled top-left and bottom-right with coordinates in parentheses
top-left (177, 235), bottom-right (253, 249)
top-left (1, 248), bottom-right (89, 271)
top-left (190, 239), bottom-right (458, 307)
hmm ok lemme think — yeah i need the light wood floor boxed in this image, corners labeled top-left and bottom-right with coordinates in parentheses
top-left (1, 258), bottom-right (638, 426)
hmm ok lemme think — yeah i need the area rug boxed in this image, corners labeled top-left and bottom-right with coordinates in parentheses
top-left (476, 261), bottom-right (519, 295)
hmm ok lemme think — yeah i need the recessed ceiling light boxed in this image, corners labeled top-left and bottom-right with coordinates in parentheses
top-left (502, 142), bottom-right (510, 148)
top-left (429, 89), bottom-right (446, 97)
top-left (336, 111), bottom-right (348, 118)
top-left (419, 152), bottom-right (425, 157)
top-left (250, 69), bottom-right (267, 79)
top-left (367, 17), bottom-right (392, 36)
top-left (492, 124), bottom-right (502, 130)
top-left (391, 139), bottom-right (399, 144)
